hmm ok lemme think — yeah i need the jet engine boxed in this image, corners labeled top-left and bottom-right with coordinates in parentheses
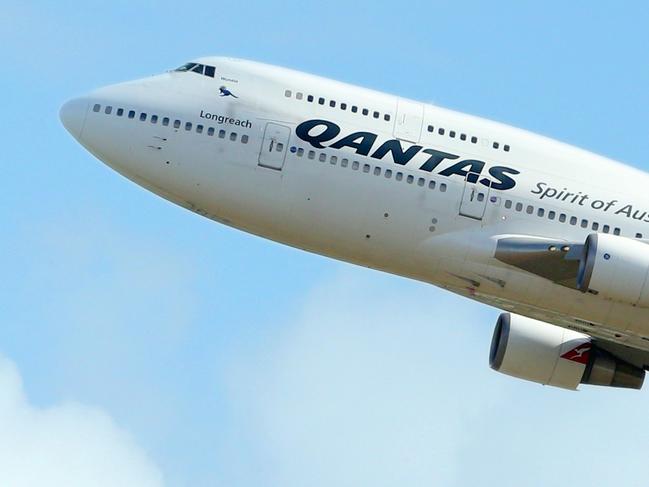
top-left (489, 313), bottom-right (644, 389)
top-left (577, 233), bottom-right (649, 306)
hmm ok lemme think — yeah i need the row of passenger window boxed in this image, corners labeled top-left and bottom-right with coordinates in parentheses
top-left (283, 89), bottom-right (511, 154)
top-left (427, 124), bottom-right (511, 153)
top-left (291, 142), bottom-right (629, 239)
top-left (288, 140), bottom-right (633, 237)
top-left (502, 199), bottom-right (637, 237)
top-left (91, 103), bottom-right (249, 144)
top-left (290, 145), bottom-right (448, 192)
top-left (284, 90), bottom-right (392, 122)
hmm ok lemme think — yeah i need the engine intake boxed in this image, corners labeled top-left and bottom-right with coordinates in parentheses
top-left (490, 313), bottom-right (644, 390)
top-left (577, 233), bottom-right (649, 306)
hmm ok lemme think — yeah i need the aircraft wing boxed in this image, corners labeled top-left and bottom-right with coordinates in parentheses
top-left (494, 235), bottom-right (583, 289)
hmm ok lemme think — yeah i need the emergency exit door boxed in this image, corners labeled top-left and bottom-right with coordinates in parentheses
top-left (459, 173), bottom-right (490, 220)
top-left (258, 122), bottom-right (290, 170)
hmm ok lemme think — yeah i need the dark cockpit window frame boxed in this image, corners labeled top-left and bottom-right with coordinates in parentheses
top-left (175, 62), bottom-right (217, 79)
top-left (175, 62), bottom-right (197, 72)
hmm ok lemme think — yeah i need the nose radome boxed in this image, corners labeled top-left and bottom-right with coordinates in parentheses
top-left (59, 97), bottom-right (89, 139)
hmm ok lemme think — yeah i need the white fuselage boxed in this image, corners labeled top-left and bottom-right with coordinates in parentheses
top-left (60, 56), bottom-right (649, 354)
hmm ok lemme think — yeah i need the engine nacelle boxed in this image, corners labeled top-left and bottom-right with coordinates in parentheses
top-left (489, 313), bottom-right (644, 389)
top-left (577, 233), bottom-right (649, 306)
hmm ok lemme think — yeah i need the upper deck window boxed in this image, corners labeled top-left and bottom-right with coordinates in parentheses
top-left (174, 62), bottom-right (216, 78)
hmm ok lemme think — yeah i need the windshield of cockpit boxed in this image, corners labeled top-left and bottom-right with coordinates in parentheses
top-left (174, 62), bottom-right (216, 78)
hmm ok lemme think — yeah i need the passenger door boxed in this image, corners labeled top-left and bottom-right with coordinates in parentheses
top-left (394, 99), bottom-right (424, 143)
top-left (258, 122), bottom-right (290, 170)
top-left (459, 173), bottom-right (490, 220)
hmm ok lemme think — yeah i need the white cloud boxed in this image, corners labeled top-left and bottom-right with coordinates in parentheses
top-left (0, 355), bottom-right (163, 487)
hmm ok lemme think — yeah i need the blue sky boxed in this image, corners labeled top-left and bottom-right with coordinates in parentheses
top-left (2, 1), bottom-right (649, 486)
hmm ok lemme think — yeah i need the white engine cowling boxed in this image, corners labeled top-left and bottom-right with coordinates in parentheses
top-left (577, 233), bottom-right (649, 306)
top-left (489, 313), bottom-right (644, 389)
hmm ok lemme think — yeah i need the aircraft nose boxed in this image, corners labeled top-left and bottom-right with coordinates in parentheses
top-left (59, 97), bottom-right (89, 139)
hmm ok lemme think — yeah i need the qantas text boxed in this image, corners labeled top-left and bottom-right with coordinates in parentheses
top-left (295, 119), bottom-right (520, 190)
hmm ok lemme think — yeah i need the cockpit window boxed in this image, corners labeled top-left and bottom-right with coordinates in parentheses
top-left (174, 62), bottom-right (216, 78)
top-left (175, 62), bottom-right (197, 72)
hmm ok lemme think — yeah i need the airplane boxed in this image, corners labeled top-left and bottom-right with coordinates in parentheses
top-left (60, 56), bottom-right (649, 391)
